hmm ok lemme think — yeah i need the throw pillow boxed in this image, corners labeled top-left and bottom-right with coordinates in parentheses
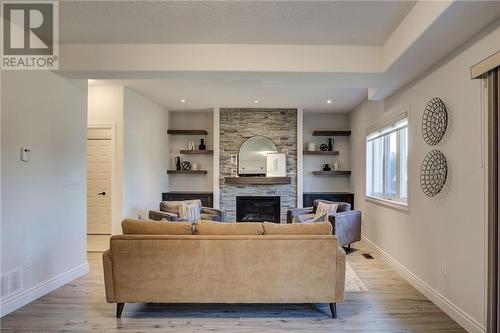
top-left (178, 203), bottom-right (201, 223)
top-left (314, 202), bottom-right (339, 222)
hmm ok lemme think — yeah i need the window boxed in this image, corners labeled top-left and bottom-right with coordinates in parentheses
top-left (366, 112), bottom-right (408, 208)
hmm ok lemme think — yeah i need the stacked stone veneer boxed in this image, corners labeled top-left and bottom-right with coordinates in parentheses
top-left (219, 108), bottom-right (297, 223)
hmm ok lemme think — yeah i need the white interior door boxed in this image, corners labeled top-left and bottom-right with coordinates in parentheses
top-left (87, 128), bottom-right (112, 235)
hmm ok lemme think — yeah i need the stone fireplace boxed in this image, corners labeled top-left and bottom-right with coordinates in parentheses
top-left (236, 196), bottom-right (281, 223)
top-left (219, 108), bottom-right (297, 223)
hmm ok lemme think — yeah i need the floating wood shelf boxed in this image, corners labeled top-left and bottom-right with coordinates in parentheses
top-left (167, 170), bottom-right (208, 175)
top-left (312, 171), bottom-right (351, 176)
top-left (224, 177), bottom-right (291, 185)
top-left (167, 130), bottom-right (208, 135)
top-left (303, 150), bottom-right (340, 156)
top-left (179, 150), bottom-right (213, 155)
top-left (312, 131), bottom-right (351, 136)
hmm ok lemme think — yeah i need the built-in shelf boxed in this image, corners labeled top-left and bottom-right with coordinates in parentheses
top-left (179, 150), bottom-right (213, 155)
top-left (312, 171), bottom-right (351, 176)
top-left (167, 170), bottom-right (208, 175)
top-left (224, 177), bottom-right (291, 185)
top-left (303, 150), bottom-right (340, 156)
top-left (167, 130), bottom-right (208, 135)
top-left (312, 130), bottom-right (351, 136)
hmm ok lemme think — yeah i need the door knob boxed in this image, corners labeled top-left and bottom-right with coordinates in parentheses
top-left (98, 192), bottom-right (106, 196)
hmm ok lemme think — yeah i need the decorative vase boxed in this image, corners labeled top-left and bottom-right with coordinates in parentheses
top-left (192, 163), bottom-right (199, 171)
top-left (332, 161), bottom-right (339, 171)
top-left (308, 142), bottom-right (316, 151)
top-left (199, 139), bottom-right (206, 151)
top-left (328, 138), bottom-right (334, 151)
top-left (175, 156), bottom-right (181, 171)
top-left (320, 143), bottom-right (328, 151)
top-left (323, 164), bottom-right (331, 171)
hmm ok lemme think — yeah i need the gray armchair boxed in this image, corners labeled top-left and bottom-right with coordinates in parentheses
top-left (149, 199), bottom-right (225, 222)
top-left (287, 199), bottom-right (361, 248)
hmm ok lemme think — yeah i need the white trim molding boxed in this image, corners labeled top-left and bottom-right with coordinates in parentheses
top-left (362, 235), bottom-right (485, 333)
top-left (0, 263), bottom-right (89, 317)
top-left (212, 107), bottom-right (220, 209)
top-left (296, 108), bottom-right (303, 208)
top-left (471, 50), bottom-right (500, 79)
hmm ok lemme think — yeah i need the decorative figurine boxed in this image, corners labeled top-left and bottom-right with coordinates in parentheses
top-left (188, 142), bottom-right (196, 150)
top-left (229, 155), bottom-right (238, 177)
top-left (175, 156), bottom-right (181, 171)
top-left (199, 139), bottom-right (206, 151)
top-left (332, 160), bottom-right (339, 171)
top-left (328, 138), bottom-right (334, 151)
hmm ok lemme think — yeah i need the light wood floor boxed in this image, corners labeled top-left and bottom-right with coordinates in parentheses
top-left (1, 240), bottom-right (465, 332)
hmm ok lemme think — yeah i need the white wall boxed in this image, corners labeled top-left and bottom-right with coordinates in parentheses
top-left (303, 113), bottom-right (350, 193)
top-left (1, 71), bottom-right (88, 316)
top-left (168, 111), bottom-right (214, 191)
top-left (349, 23), bottom-right (500, 333)
top-left (123, 88), bottom-right (169, 219)
top-left (87, 85), bottom-right (124, 235)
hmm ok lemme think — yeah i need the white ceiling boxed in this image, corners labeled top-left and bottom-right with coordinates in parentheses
top-left (64, 1), bottom-right (500, 113)
top-left (60, 1), bottom-right (415, 45)
top-left (90, 77), bottom-right (369, 113)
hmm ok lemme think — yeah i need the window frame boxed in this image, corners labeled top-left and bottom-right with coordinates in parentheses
top-left (365, 108), bottom-right (410, 212)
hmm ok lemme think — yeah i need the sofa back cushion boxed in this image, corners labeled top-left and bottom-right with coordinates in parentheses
top-left (263, 222), bottom-right (332, 235)
top-left (122, 219), bottom-right (192, 235)
top-left (194, 220), bottom-right (264, 235)
top-left (313, 200), bottom-right (351, 213)
top-left (160, 199), bottom-right (202, 214)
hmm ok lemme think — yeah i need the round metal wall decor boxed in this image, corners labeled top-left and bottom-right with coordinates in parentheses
top-left (422, 97), bottom-right (448, 146)
top-left (420, 150), bottom-right (448, 197)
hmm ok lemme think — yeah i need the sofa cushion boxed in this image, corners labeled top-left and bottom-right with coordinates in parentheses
top-left (263, 222), bottom-right (332, 235)
top-left (121, 219), bottom-right (192, 235)
top-left (160, 199), bottom-right (202, 214)
top-left (194, 220), bottom-right (264, 235)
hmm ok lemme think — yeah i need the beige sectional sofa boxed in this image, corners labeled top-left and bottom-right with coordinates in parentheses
top-left (103, 219), bottom-right (346, 318)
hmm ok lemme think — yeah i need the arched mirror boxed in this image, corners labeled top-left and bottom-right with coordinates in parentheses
top-left (238, 136), bottom-right (278, 176)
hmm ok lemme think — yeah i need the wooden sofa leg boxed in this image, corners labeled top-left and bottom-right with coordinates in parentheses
top-left (116, 303), bottom-right (125, 318)
top-left (329, 303), bottom-right (337, 319)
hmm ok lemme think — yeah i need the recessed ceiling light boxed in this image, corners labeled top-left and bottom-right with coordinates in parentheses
top-left (180, 99), bottom-right (186, 103)
top-left (326, 99), bottom-right (332, 104)
top-left (254, 99), bottom-right (259, 104)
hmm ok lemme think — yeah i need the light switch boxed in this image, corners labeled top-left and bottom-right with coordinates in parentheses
top-left (20, 147), bottom-right (31, 162)
top-left (65, 174), bottom-right (81, 186)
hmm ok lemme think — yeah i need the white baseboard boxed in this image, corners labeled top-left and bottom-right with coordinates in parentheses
top-left (0, 262), bottom-right (89, 317)
top-left (362, 236), bottom-right (485, 333)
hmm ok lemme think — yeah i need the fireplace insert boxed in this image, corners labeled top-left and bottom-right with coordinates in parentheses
top-left (236, 196), bottom-right (281, 223)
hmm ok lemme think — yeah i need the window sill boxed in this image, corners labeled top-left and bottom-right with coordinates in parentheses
top-left (365, 195), bottom-right (409, 212)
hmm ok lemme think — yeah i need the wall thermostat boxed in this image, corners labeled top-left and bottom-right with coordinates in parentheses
top-left (20, 147), bottom-right (31, 162)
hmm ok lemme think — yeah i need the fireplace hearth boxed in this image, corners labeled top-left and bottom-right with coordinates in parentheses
top-left (236, 196), bottom-right (281, 223)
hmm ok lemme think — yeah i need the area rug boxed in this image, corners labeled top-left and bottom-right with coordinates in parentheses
top-left (345, 263), bottom-right (368, 292)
